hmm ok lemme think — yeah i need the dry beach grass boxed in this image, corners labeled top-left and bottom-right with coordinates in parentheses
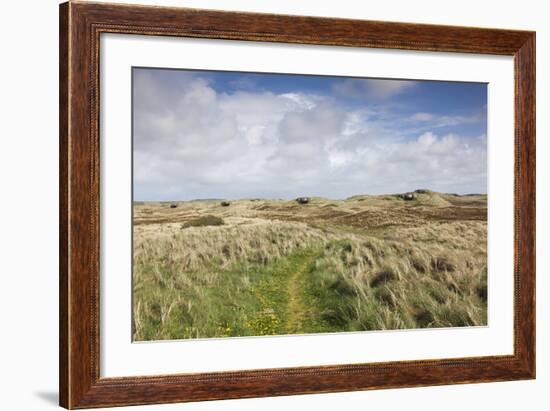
top-left (133, 190), bottom-right (487, 341)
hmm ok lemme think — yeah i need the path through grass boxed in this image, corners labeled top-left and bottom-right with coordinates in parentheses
top-left (249, 248), bottom-right (328, 336)
top-left (285, 250), bottom-right (318, 334)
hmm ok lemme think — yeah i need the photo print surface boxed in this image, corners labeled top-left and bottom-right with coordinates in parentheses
top-left (132, 67), bottom-right (488, 341)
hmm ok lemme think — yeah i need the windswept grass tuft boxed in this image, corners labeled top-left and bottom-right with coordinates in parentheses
top-left (180, 215), bottom-right (224, 229)
top-left (305, 223), bottom-right (487, 332)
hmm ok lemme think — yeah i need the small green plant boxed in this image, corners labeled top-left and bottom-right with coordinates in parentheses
top-left (181, 215), bottom-right (224, 229)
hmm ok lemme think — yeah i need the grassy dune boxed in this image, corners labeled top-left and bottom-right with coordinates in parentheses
top-left (133, 191), bottom-right (487, 341)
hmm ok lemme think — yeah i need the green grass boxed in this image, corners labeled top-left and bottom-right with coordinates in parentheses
top-left (303, 239), bottom-right (487, 331)
top-left (134, 235), bottom-right (486, 340)
top-left (133, 246), bottom-right (332, 340)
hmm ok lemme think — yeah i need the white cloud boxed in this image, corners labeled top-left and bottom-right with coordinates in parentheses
top-left (409, 111), bottom-right (484, 129)
top-left (332, 78), bottom-right (417, 100)
top-left (411, 112), bottom-right (435, 121)
top-left (133, 72), bottom-right (486, 200)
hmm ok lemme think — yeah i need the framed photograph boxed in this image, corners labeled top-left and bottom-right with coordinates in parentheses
top-left (59, 1), bottom-right (535, 408)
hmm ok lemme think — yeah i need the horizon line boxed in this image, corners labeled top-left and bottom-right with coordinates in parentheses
top-left (133, 190), bottom-right (488, 203)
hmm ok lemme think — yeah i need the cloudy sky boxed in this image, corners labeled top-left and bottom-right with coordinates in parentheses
top-left (133, 67), bottom-right (487, 201)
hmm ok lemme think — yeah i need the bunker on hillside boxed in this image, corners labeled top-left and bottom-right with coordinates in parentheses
top-left (296, 197), bottom-right (310, 204)
top-left (399, 193), bottom-right (417, 201)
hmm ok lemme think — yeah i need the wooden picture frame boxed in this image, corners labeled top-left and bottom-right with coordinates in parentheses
top-left (59, 1), bottom-right (535, 408)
